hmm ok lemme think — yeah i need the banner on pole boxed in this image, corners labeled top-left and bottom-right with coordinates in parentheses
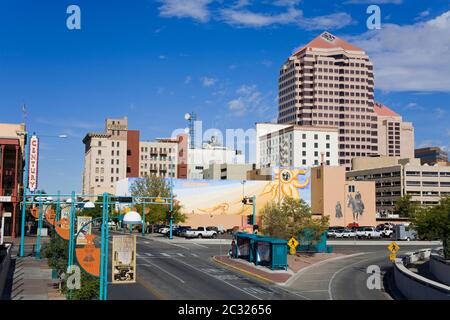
top-left (76, 216), bottom-right (92, 245)
top-left (112, 235), bottom-right (136, 284)
top-left (75, 234), bottom-right (100, 277)
top-left (28, 135), bottom-right (39, 192)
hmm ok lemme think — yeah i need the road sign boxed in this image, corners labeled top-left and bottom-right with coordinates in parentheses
top-left (389, 253), bottom-right (397, 262)
top-left (388, 242), bottom-right (400, 254)
top-left (288, 237), bottom-right (299, 255)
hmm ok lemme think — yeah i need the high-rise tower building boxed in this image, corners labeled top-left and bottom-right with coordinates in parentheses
top-left (278, 31), bottom-right (378, 170)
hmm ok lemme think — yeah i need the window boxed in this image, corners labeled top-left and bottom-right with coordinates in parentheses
top-left (326, 135), bottom-right (330, 140)
top-left (326, 143), bottom-right (330, 149)
top-left (98, 150), bottom-right (102, 156)
top-left (314, 143), bottom-right (318, 148)
top-left (348, 185), bottom-right (356, 193)
top-left (112, 141), bottom-right (115, 147)
top-left (314, 134), bottom-right (318, 140)
top-left (98, 141), bottom-right (102, 147)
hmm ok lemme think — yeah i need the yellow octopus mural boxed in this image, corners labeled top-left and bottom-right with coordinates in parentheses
top-left (262, 168), bottom-right (310, 201)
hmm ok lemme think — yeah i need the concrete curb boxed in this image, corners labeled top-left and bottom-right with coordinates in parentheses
top-left (212, 256), bottom-right (278, 285)
top-left (328, 240), bottom-right (442, 246)
top-left (282, 252), bottom-right (367, 287)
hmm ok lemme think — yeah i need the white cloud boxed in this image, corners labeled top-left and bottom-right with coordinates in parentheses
top-left (158, 1), bottom-right (353, 30)
top-left (351, 11), bottom-right (450, 92)
top-left (159, 55), bottom-right (167, 59)
top-left (220, 7), bottom-right (352, 30)
top-left (227, 84), bottom-right (273, 117)
top-left (298, 12), bottom-right (354, 31)
top-left (435, 107), bottom-right (446, 119)
top-left (158, 0), bottom-right (213, 23)
top-left (184, 75), bottom-right (192, 84)
top-left (220, 7), bottom-right (301, 27)
top-left (201, 76), bottom-right (217, 87)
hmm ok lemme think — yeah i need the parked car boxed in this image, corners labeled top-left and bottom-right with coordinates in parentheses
top-left (377, 225), bottom-right (394, 238)
top-left (174, 226), bottom-right (191, 237)
top-left (159, 227), bottom-right (170, 235)
top-left (207, 226), bottom-right (225, 234)
top-left (327, 226), bottom-right (345, 238)
top-left (333, 229), bottom-right (346, 238)
top-left (356, 226), bottom-right (381, 239)
top-left (184, 227), bottom-right (217, 239)
top-left (341, 228), bottom-right (357, 238)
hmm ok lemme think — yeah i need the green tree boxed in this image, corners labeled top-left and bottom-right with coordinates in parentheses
top-left (261, 197), bottom-right (329, 240)
top-left (393, 195), bottom-right (419, 218)
top-left (130, 176), bottom-right (186, 224)
top-left (43, 233), bottom-right (100, 300)
top-left (413, 197), bottom-right (450, 260)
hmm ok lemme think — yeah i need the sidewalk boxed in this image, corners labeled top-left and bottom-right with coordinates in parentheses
top-left (213, 252), bottom-right (346, 285)
top-left (6, 256), bottom-right (65, 300)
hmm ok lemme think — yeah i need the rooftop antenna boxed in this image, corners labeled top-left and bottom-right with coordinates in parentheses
top-left (184, 112), bottom-right (197, 149)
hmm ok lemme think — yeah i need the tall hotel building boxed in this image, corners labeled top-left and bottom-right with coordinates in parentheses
top-left (278, 32), bottom-right (378, 170)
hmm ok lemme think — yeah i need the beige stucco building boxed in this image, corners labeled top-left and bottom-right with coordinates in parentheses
top-left (139, 139), bottom-right (178, 179)
top-left (278, 31), bottom-right (378, 170)
top-left (374, 102), bottom-right (414, 159)
top-left (82, 117), bottom-right (130, 195)
top-left (311, 165), bottom-right (376, 227)
top-left (347, 157), bottom-right (450, 215)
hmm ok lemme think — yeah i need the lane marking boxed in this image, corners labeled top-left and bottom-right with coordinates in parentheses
top-left (161, 253), bottom-right (170, 257)
top-left (328, 256), bottom-right (373, 300)
top-left (170, 243), bottom-right (191, 250)
top-left (191, 253), bottom-right (199, 257)
top-left (145, 253), bottom-right (154, 257)
top-left (176, 253), bottom-right (184, 257)
top-left (141, 258), bottom-right (186, 284)
top-left (172, 258), bottom-right (262, 300)
top-left (192, 243), bottom-right (208, 249)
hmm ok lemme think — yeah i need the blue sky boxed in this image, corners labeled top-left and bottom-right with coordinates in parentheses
top-left (0, 0), bottom-right (449, 193)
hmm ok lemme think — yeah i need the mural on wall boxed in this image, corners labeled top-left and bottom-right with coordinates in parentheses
top-left (347, 192), bottom-right (365, 221)
top-left (263, 168), bottom-right (310, 201)
top-left (121, 168), bottom-right (312, 217)
top-left (335, 201), bottom-right (343, 219)
top-left (172, 167), bottom-right (311, 217)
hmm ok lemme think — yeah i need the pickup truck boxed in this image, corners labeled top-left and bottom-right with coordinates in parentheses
top-left (356, 226), bottom-right (381, 239)
top-left (183, 227), bottom-right (217, 239)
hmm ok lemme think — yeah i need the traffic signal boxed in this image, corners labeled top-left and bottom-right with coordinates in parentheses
top-left (242, 197), bottom-right (248, 205)
top-left (247, 215), bottom-right (252, 225)
top-left (242, 197), bottom-right (254, 205)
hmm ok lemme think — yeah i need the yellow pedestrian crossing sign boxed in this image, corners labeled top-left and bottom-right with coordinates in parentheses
top-left (288, 237), bottom-right (299, 249)
top-left (388, 242), bottom-right (400, 254)
top-left (389, 253), bottom-right (397, 262)
top-left (288, 237), bottom-right (299, 255)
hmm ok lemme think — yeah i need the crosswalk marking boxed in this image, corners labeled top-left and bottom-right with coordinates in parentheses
top-left (135, 252), bottom-right (202, 258)
top-left (176, 253), bottom-right (184, 257)
top-left (145, 253), bottom-right (154, 257)
top-left (161, 253), bottom-right (170, 257)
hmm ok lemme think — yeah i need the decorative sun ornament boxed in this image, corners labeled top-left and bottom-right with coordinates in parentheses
top-left (263, 168), bottom-right (310, 201)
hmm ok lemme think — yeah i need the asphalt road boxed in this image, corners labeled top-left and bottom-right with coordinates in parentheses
top-left (285, 244), bottom-right (441, 300)
top-left (106, 233), bottom-right (441, 300)
top-left (107, 233), bottom-right (298, 300)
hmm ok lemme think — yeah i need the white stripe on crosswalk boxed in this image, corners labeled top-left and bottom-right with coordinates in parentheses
top-left (145, 253), bottom-right (154, 257)
top-left (176, 253), bottom-right (184, 257)
top-left (161, 253), bottom-right (170, 257)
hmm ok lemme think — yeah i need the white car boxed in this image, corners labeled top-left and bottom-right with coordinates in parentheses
top-left (356, 227), bottom-right (381, 239)
top-left (334, 229), bottom-right (345, 238)
top-left (342, 229), bottom-right (357, 238)
top-left (159, 227), bottom-right (170, 235)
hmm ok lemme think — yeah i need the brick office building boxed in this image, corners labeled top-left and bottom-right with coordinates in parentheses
top-left (0, 123), bottom-right (26, 238)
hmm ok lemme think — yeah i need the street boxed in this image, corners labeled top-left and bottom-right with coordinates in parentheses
top-left (106, 234), bottom-right (440, 300)
top-left (107, 234), bottom-right (298, 300)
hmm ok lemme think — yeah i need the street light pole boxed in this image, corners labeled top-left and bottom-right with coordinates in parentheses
top-left (169, 155), bottom-right (174, 240)
top-left (19, 133), bottom-right (30, 257)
